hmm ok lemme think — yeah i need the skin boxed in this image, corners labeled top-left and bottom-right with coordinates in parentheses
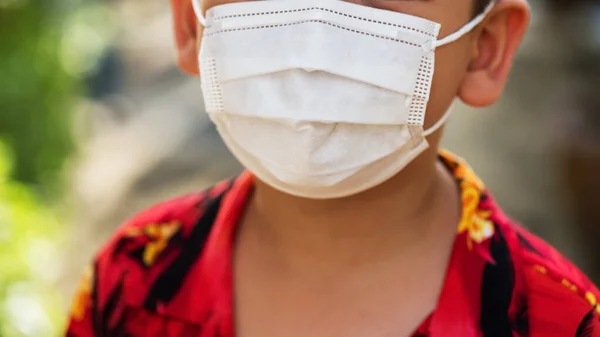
top-left (169, 0), bottom-right (530, 336)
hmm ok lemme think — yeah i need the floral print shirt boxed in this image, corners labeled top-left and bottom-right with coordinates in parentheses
top-left (66, 151), bottom-right (600, 337)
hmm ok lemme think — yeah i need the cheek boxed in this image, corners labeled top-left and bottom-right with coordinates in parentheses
top-left (424, 42), bottom-right (471, 127)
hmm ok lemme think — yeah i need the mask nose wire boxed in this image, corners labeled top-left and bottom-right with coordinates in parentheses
top-left (192, 0), bottom-right (208, 27)
top-left (433, 0), bottom-right (496, 48)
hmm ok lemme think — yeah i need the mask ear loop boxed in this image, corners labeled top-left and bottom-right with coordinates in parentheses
top-left (192, 0), bottom-right (208, 27)
top-left (423, 1), bottom-right (495, 136)
top-left (433, 0), bottom-right (496, 48)
top-left (423, 104), bottom-right (454, 137)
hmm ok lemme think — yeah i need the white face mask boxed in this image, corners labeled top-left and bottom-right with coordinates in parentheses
top-left (192, 0), bottom-right (494, 199)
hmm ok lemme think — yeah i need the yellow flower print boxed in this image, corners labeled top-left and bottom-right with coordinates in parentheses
top-left (584, 291), bottom-right (600, 314)
top-left (533, 265), bottom-right (547, 274)
top-left (457, 185), bottom-right (495, 249)
top-left (143, 222), bottom-right (180, 266)
top-left (586, 292), bottom-right (597, 307)
top-left (456, 164), bottom-right (485, 191)
top-left (126, 221), bottom-right (181, 266)
top-left (561, 279), bottom-right (578, 292)
top-left (70, 265), bottom-right (93, 321)
top-left (469, 210), bottom-right (495, 243)
top-left (439, 150), bottom-right (485, 191)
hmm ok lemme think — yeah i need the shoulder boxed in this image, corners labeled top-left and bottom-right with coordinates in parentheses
top-left (439, 150), bottom-right (600, 335)
top-left (496, 217), bottom-right (600, 336)
top-left (96, 178), bottom-right (235, 270)
top-left (66, 178), bottom-right (239, 335)
top-left (77, 179), bottom-right (235, 320)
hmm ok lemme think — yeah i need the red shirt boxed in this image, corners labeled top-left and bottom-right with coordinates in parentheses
top-left (66, 151), bottom-right (600, 337)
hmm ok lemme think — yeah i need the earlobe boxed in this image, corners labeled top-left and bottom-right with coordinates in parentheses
top-left (170, 0), bottom-right (201, 75)
top-left (458, 0), bottom-right (530, 108)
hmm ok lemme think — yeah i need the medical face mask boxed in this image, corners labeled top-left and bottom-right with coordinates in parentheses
top-left (192, 0), bottom-right (494, 199)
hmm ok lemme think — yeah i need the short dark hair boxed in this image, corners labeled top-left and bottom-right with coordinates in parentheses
top-left (473, 0), bottom-right (491, 17)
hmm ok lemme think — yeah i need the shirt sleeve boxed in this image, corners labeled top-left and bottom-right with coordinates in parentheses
top-left (62, 187), bottom-right (228, 336)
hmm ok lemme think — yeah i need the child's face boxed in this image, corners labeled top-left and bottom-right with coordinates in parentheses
top-left (173, 0), bottom-right (529, 129)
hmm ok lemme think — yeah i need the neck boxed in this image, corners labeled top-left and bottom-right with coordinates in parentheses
top-left (241, 137), bottom-right (460, 271)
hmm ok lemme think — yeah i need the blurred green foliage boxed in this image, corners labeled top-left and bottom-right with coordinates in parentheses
top-left (0, 0), bottom-right (114, 335)
top-left (0, 1), bottom-right (75, 334)
top-left (0, 0), bottom-right (76, 190)
top-left (0, 141), bottom-right (66, 336)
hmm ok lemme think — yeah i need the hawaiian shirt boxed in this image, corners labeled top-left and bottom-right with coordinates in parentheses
top-left (66, 151), bottom-right (600, 337)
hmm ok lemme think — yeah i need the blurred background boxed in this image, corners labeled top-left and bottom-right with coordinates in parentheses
top-left (0, 0), bottom-right (599, 335)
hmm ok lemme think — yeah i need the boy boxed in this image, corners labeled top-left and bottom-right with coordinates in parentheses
top-left (66, 0), bottom-right (600, 336)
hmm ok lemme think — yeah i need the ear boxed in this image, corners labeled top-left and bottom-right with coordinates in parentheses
top-left (458, 0), bottom-right (530, 107)
top-left (170, 0), bottom-right (201, 75)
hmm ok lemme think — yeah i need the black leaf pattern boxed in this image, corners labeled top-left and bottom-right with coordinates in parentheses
top-left (575, 309), bottom-right (599, 337)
